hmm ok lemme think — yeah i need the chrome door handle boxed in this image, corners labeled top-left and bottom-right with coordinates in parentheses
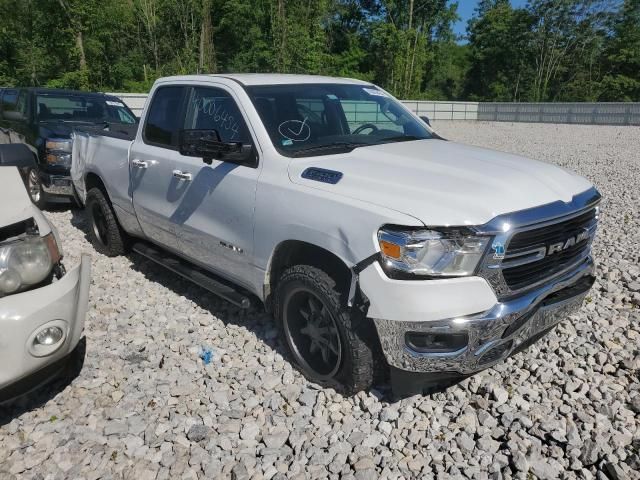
top-left (172, 170), bottom-right (192, 181)
top-left (131, 159), bottom-right (148, 169)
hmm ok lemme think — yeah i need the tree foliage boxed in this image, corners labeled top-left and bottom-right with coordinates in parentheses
top-left (0, 0), bottom-right (638, 101)
top-left (465, 0), bottom-right (636, 101)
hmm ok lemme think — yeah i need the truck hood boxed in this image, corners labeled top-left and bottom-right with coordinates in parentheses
top-left (0, 167), bottom-right (51, 234)
top-left (38, 123), bottom-right (73, 139)
top-left (288, 139), bottom-right (594, 226)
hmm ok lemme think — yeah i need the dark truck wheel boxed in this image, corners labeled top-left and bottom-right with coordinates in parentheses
top-left (27, 168), bottom-right (46, 209)
top-left (86, 187), bottom-right (129, 256)
top-left (274, 265), bottom-right (374, 394)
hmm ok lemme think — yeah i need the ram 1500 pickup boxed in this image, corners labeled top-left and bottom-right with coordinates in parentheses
top-left (72, 74), bottom-right (600, 395)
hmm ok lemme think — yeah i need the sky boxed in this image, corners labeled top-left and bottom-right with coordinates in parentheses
top-left (452, 0), bottom-right (529, 39)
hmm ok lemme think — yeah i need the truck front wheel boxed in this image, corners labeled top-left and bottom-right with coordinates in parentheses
top-left (274, 265), bottom-right (375, 395)
top-left (26, 168), bottom-right (46, 209)
top-left (86, 187), bottom-right (129, 257)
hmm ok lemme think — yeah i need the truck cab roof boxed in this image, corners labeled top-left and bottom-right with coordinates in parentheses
top-left (17, 87), bottom-right (120, 100)
top-left (156, 73), bottom-right (373, 87)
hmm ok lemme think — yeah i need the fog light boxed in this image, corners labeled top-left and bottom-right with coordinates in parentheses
top-left (35, 326), bottom-right (64, 346)
top-left (406, 331), bottom-right (468, 354)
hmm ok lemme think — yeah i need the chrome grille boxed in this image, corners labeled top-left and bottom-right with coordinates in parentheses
top-left (502, 208), bottom-right (597, 290)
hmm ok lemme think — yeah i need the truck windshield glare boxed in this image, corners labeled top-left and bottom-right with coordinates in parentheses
top-left (246, 84), bottom-right (432, 157)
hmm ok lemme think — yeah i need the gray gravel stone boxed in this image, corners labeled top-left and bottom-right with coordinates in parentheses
top-left (512, 451), bottom-right (529, 472)
top-left (263, 428), bottom-right (289, 449)
top-left (186, 424), bottom-right (210, 443)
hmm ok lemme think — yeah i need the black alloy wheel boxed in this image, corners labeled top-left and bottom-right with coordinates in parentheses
top-left (274, 265), bottom-right (376, 394)
top-left (283, 288), bottom-right (343, 379)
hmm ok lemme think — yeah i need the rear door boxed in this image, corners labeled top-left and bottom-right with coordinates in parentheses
top-left (171, 84), bottom-right (261, 287)
top-left (130, 85), bottom-right (187, 251)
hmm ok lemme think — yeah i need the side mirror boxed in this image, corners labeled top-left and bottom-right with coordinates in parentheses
top-left (179, 129), bottom-right (256, 166)
top-left (3, 111), bottom-right (26, 122)
top-left (419, 115), bottom-right (431, 126)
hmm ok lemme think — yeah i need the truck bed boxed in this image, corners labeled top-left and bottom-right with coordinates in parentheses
top-left (71, 125), bottom-right (135, 205)
top-left (74, 123), bottom-right (138, 141)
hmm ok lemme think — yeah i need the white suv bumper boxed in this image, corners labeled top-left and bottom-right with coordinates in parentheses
top-left (0, 254), bottom-right (90, 392)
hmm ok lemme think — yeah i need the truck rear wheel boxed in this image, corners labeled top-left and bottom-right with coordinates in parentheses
top-left (274, 265), bottom-right (374, 395)
top-left (86, 187), bottom-right (129, 256)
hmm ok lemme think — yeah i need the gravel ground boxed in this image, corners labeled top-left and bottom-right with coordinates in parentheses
top-left (1, 121), bottom-right (639, 479)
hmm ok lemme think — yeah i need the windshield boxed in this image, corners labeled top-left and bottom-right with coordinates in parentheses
top-left (245, 83), bottom-right (431, 157)
top-left (36, 94), bottom-right (137, 124)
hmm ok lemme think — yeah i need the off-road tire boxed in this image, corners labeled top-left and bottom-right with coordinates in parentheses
top-left (274, 265), bottom-right (375, 395)
top-left (86, 187), bottom-right (129, 256)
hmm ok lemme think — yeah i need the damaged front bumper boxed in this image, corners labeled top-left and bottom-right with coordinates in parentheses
top-left (372, 257), bottom-right (594, 392)
top-left (0, 254), bottom-right (91, 396)
top-left (41, 172), bottom-right (74, 198)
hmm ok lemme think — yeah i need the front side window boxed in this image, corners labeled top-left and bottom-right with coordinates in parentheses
top-left (35, 94), bottom-right (137, 125)
top-left (246, 83), bottom-right (431, 157)
top-left (183, 86), bottom-right (251, 144)
top-left (143, 86), bottom-right (186, 147)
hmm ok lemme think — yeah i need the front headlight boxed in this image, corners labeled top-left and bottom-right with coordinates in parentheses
top-left (45, 138), bottom-right (72, 152)
top-left (45, 138), bottom-right (73, 166)
top-left (0, 233), bottom-right (60, 296)
top-left (377, 227), bottom-right (490, 278)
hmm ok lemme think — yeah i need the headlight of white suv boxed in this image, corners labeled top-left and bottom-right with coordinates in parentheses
top-left (0, 233), bottom-right (61, 295)
top-left (377, 227), bottom-right (490, 278)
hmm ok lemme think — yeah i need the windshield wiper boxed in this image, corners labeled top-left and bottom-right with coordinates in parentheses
top-left (376, 135), bottom-right (426, 144)
top-left (41, 119), bottom-right (108, 125)
top-left (290, 142), bottom-right (368, 157)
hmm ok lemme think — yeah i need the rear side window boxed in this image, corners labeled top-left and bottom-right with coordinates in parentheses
top-left (143, 86), bottom-right (186, 147)
top-left (1, 89), bottom-right (19, 116)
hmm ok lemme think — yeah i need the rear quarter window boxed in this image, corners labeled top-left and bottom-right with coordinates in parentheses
top-left (1, 89), bottom-right (19, 114)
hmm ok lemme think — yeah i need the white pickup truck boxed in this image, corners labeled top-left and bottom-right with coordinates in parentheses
top-left (72, 74), bottom-right (600, 396)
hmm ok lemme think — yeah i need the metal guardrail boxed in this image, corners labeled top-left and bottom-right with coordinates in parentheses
top-left (401, 101), bottom-right (479, 121)
top-left (109, 93), bottom-right (148, 116)
top-left (112, 93), bottom-right (640, 126)
top-left (477, 102), bottom-right (640, 125)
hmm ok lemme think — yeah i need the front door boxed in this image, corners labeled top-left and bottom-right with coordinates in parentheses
top-left (170, 84), bottom-right (261, 287)
top-left (130, 85), bottom-right (187, 251)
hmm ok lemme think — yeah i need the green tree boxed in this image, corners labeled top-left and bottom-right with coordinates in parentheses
top-left (599, 0), bottom-right (640, 100)
top-left (465, 1), bottom-right (534, 101)
top-left (367, 0), bottom-right (458, 98)
top-left (528, 0), bottom-right (613, 101)
top-left (0, 0), bottom-right (636, 102)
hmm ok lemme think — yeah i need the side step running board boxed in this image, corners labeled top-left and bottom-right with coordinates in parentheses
top-left (132, 242), bottom-right (251, 309)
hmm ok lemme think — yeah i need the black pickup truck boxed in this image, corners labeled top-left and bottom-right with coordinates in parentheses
top-left (0, 87), bottom-right (137, 207)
